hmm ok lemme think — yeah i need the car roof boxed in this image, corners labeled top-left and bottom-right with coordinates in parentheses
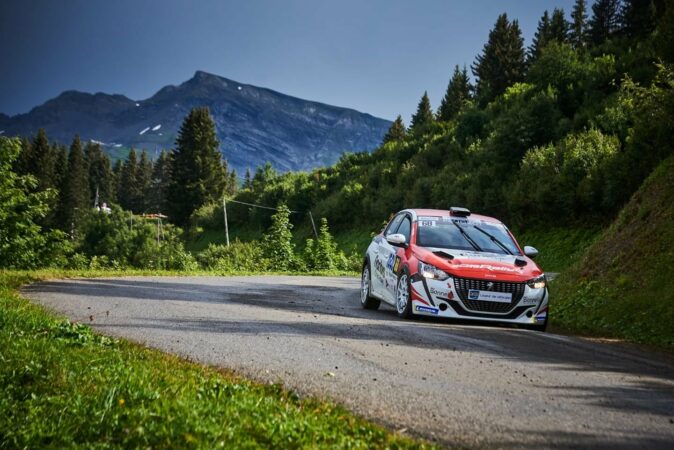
top-left (402, 208), bottom-right (503, 225)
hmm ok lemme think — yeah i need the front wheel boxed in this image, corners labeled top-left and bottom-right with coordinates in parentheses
top-left (395, 271), bottom-right (413, 319)
top-left (360, 263), bottom-right (380, 310)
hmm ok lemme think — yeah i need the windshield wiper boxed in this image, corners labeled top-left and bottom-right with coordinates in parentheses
top-left (473, 225), bottom-right (513, 255)
top-left (452, 221), bottom-right (482, 252)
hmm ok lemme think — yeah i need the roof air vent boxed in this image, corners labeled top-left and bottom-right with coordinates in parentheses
top-left (449, 207), bottom-right (471, 217)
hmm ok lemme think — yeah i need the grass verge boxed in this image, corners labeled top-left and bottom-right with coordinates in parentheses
top-left (0, 270), bottom-right (430, 448)
top-left (551, 155), bottom-right (674, 351)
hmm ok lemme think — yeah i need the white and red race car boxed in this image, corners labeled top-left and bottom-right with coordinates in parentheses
top-left (361, 207), bottom-right (548, 331)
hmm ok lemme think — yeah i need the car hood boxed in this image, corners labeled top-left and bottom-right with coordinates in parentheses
top-left (415, 246), bottom-right (543, 282)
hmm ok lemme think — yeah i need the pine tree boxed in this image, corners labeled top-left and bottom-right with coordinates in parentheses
top-left (59, 136), bottom-right (90, 236)
top-left (621, 0), bottom-right (658, 38)
top-left (85, 141), bottom-right (115, 207)
top-left (437, 66), bottom-right (472, 122)
top-left (589, 0), bottom-right (622, 45)
top-left (167, 107), bottom-right (226, 225)
top-left (118, 148), bottom-right (139, 212)
top-left (529, 10), bottom-right (552, 61)
top-left (227, 169), bottom-right (238, 196)
top-left (149, 150), bottom-right (171, 213)
top-left (382, 115), bottom-right (407, 143)
top-left (472, 13), bottom-right (526, 104)
top-left (32, 129), bottom-right (58, 191)
top-left (410, 92), bottom-right (434, 131)
top-left (137, 150), bottom-right (153, 212)
top-left (549, 8), bottom-right (570, 43)
top-left (570, 0), bottom-right (590, 48)
top-left (14, 129), bottom-right (58, 193)
top-left (243, 168), bottom-right (252, 189)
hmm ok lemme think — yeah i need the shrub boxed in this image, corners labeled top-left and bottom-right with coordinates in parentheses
top-left (197, 241), bottom-right (267, 272)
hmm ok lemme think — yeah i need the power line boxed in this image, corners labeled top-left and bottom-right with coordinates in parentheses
top-left (225, 198), bottom-right (302, 214)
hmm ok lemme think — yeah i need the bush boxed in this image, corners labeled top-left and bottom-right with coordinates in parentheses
top-left (79, 205), bottom-right (193, 270)
top-left (197, 241), bottom-right (267, 272)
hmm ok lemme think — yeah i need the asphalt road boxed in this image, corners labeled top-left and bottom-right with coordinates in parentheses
top-left (24, 276), bottom-right (674, 449)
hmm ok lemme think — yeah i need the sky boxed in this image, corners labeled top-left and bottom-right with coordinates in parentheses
top-left (1, 0), bottom-right (577, 121)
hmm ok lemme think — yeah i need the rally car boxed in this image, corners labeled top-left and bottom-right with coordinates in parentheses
top-left (360, 207), bottom-right (548, 331)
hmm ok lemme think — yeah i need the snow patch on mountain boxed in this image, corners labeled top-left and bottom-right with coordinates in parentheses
top-left (151, 124), bottom-right (161, 131)
top-left (139, 127), bottom-right (150, 135)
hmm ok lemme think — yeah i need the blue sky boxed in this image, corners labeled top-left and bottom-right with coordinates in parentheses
top-left (1, 0), bottom-right (577, 121)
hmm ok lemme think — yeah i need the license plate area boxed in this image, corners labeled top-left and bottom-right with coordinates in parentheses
top-left (467, 289), bottom-right (512, 303)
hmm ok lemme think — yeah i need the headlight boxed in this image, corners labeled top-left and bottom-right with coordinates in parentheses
top-left (527, 274), bottom-right (546, 289)
top-left (418, 261), bottom-right (450, 281)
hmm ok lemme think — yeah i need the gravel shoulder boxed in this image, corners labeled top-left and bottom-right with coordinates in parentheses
top-left (23, 276), bottom-right (674, 449)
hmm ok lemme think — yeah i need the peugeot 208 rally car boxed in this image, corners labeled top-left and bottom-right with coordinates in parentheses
top-left (360, 207), bottom-right (548, 331)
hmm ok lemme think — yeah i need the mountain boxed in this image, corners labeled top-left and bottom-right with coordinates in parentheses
top-left (1, 71), bottom-right (391, 172)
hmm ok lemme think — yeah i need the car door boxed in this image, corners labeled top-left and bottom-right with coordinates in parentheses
top-left (372, 214), bottom-right (404, 301)
top-left (378, 214), bottom-right (411, 304)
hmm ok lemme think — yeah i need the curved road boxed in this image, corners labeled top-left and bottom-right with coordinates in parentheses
top-left (24, 276), bottom-right (674, 449)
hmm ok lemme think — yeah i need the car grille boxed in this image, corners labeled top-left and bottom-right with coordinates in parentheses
top-left (453, 277), bottom-right (525, 314)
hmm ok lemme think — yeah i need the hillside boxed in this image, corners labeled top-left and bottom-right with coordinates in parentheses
top-left (1, 71), bottom-right (391, 172)
top-left (552, 155), bottom-right (674, 350)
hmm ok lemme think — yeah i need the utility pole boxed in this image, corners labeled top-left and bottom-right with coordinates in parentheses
top-left (308, 211), bottom-right (319, 240)
top-left (223, 197), bottom-right (230, 247)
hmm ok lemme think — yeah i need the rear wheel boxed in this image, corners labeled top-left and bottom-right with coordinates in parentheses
top-left (395, 271), bottom-right (413, 319)
top-left (360, 263), bottom-right (380, 310)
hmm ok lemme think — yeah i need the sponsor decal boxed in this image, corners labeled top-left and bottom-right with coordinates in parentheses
top-left (415, 305), bottom-right (439, 315)
top-left (521, 296), bottom-right (538, 305)
top-left (386, 254), bottom-right (401, 274)
top-left (429, 286), bottom-right (450, 298)
top-left (468, 289), bottom-right (512, 303)
top-left (458, 263), bottom-right (523, 273)
top-left (417, 216), bottom-right (441, 221)
top-left (374, 258), bottom-right (385, 280)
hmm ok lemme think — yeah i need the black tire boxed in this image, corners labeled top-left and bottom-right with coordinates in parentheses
top-left (395, 268), bottom-right (413, 319)
top-left (360, 261), bottom-right (381, 310)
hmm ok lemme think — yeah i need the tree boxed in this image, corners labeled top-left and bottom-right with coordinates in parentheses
top-left (549, 8), bottom-right (570, 43)
top-left (437, 66), bottom-right (472, 121)
top-left (410, 92), bottom-right (434, 131)
top-left (530, 9), bottom-right (568, 62)
top-left (243, 168), bottom-right (252, 189)
top-left (529, 10), bottom-right (552, 61)
top-left (85, 141), bottom-right (115, 207)
top-left (59, 135), bottom-right (90, 237)
top-left (167, 107), bottom-right (226, 225)
top-left (621, 0), bottom-right (659, 38)
top-left (655, 0), bottom-right (674, 63)
top-left (149, 150), bottom-right (171, 213)
top-left (117, 148), bottom-right (139, 212)
top-left (261, 204), bottom-right (295, 270)
top-left (570, 0), bottom-right (590, 48)
top-left (0, 137), bottom-right (64, 268)
top-left (137, 150), bottom-right (153, 212)
top-left (382, 115), bottom-right (407, 143)
top-left (589, 0), bottom-right (622, 45)
top-left (472, 13), bottom-right (526, 104)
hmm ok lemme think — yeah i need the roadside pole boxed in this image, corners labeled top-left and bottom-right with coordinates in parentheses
top-left (308, 211), bottom-right (319, 240)
top-left (223, 197), bottom-right (230, 247)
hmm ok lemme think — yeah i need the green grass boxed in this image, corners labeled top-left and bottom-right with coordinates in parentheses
top-left (0, 270), bottom-right (429, 448)
top-left (551, 155), bottom-right (674, 351)
top-left (515, 227), bottom-right (601, 273)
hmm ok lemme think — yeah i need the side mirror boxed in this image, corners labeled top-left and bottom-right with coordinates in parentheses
top-left (386, 233), bottom-right (407, 247)
top-left (523, 246), bottom-right (539, 259)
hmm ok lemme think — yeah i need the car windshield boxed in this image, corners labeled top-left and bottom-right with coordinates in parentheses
top-left (416, 217), bottom-right (520, 255)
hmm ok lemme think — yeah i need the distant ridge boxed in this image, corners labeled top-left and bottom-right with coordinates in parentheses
top-left (1, 71), bottom-right (391, 172)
